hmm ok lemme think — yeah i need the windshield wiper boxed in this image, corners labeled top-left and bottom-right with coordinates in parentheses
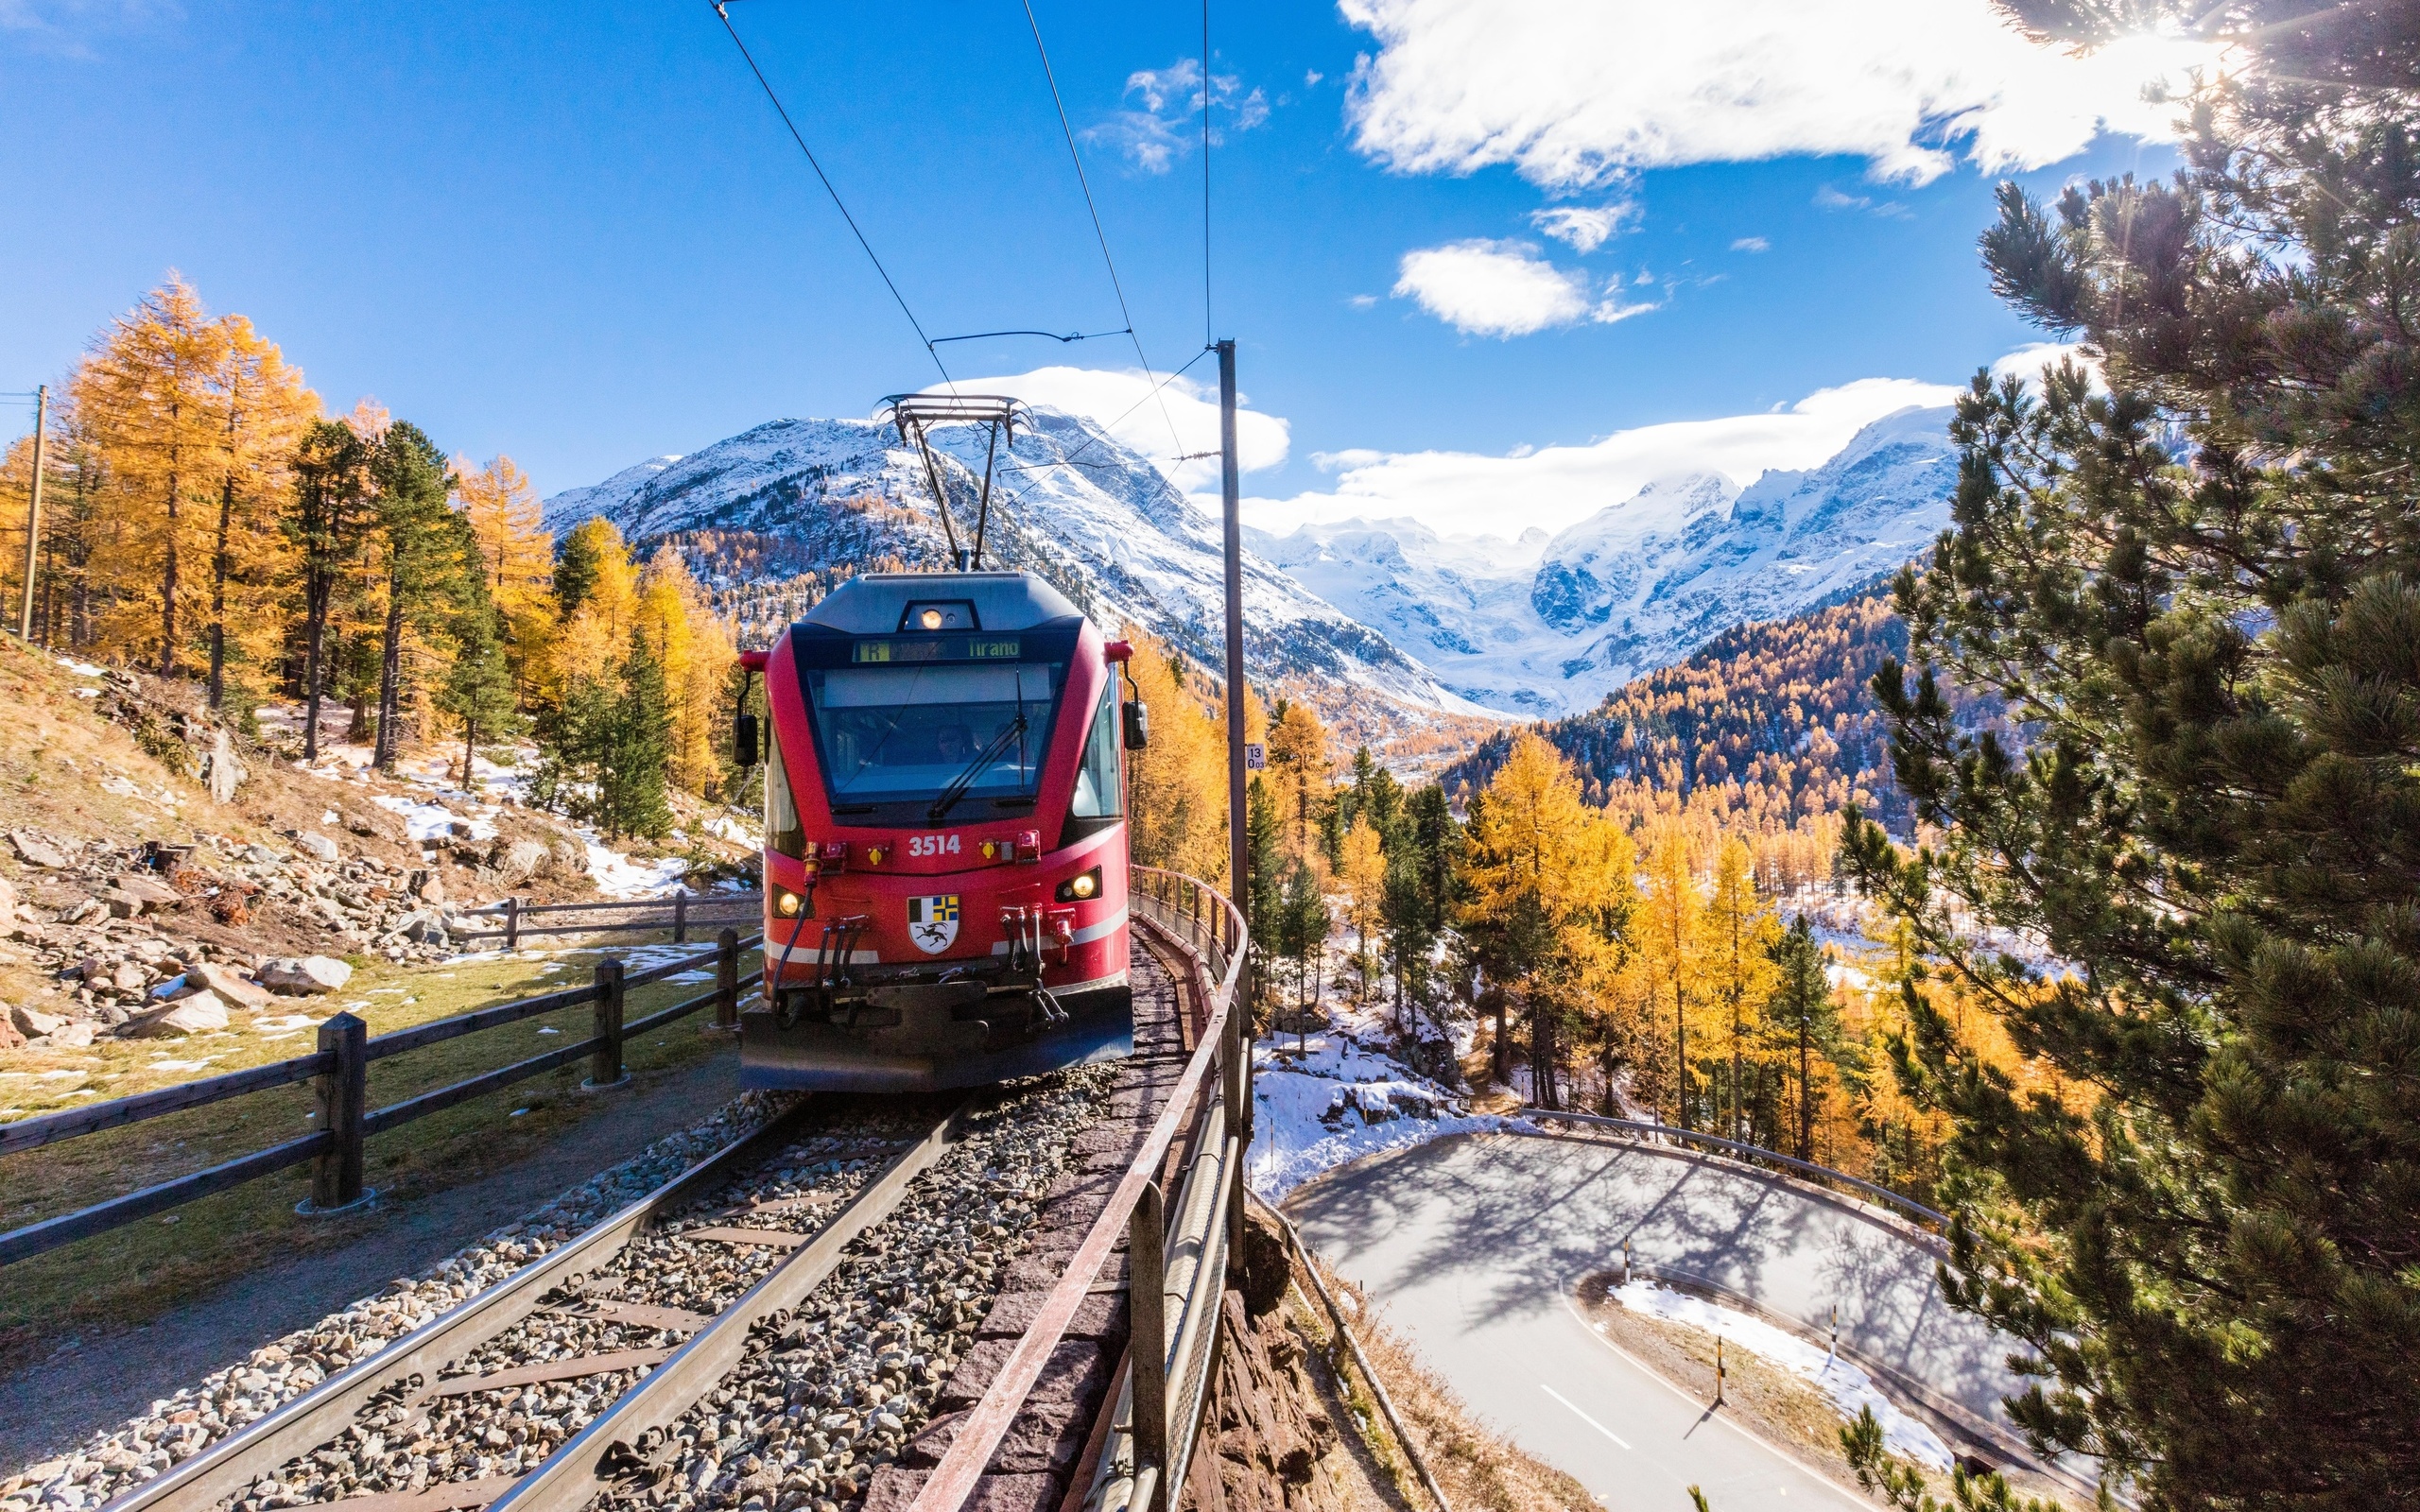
top-left (927, 713), bottom-right (1028, 824)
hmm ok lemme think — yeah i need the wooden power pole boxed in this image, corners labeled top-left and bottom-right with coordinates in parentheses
top-left (19, 383), bottom-right (45, 642)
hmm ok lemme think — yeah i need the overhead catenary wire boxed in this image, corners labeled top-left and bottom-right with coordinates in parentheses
top-left (1017, 0), bottom-right (1188, 459)
top-left (709, 0), bottom-right (956, 391)
top-left (928, 327), bottom-right (1131, 347)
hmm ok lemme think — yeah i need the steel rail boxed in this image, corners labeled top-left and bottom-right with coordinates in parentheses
top-left (485, 1105), bottom-right (967, 1512)
top-left (97, 1101), bottom-right (821, 1512)
top-left (1071, 913), bottom-right (1240, 1512)
top-left (908, 877), bottom-right (1247, 1512)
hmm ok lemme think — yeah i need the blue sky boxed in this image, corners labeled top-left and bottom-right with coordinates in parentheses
top-left (1, 0), bottom-right (2200, 539)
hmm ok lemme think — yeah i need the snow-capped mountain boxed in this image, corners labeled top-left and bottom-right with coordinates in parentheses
top-left (543, 407), bottom-right (1489, 719)
top-left (1246, 405), bottom-right (1958, 716)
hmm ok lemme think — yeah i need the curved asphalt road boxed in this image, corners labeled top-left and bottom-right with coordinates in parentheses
top-left (1287, 1131), bottom-right (2033, 1512)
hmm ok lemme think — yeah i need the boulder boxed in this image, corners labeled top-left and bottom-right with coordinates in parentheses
top-left (0, 1014), bottom-right (20, 1052)
top-left (495, 839), bottom-right (552, 885)
top-left (7, 830), bottom-right (70, 869)
top-left (243, 844), bottom-right (283, 867)
top-left (102, 890), bottom-right (144, 919)
top-left (112, 873), bottom-right (183, 906)
top-left (132, 991), bottom-right (230, 1037)
top-left (296, 831), bottom-right (340, 863)
top-left (191, 961), bottom-right (271, 1009)
top-left (0, 873), bottom-right (17, 920)
top-left (9, 1004), bottom-right (64, 1039)
top-left (258, 955), bottom-right (353, 995)
top-left (390, 909), bottom-right (446, 944)
top-left (417, 872), bottom-right (446, 904)
top-left (43, 1022), bottom-right (95, 1048)
top-left (112, 961), bottom-right (147, 993)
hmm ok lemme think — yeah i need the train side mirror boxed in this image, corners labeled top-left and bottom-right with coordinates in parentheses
top-left (735, 712), bottom-right (759, 768)
top-left (1122, 699), bottom-right (1150, 750)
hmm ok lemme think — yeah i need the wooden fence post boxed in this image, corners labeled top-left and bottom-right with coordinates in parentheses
top-left (673, 890), bottom-right (688, 945)
top-left (1130, 1178), bottom-right (1169, 1511)
top-left (586, 959), bottom-right (628, 1090)
top-left (713, 927), bottom-right (740, 1033)
top-left (305, 1011), bottom-right (370, 1213)
top-left (503, 895), bottom-right (520, 952)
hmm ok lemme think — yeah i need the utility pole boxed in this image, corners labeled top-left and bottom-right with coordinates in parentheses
top-left (19, 384), bottom-right (45, 642)
top-left (1217, 340), bottom-right (1248, 941)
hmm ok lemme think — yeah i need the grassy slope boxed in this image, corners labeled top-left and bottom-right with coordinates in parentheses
top-left (0, 638), bottom-right (769, 1363)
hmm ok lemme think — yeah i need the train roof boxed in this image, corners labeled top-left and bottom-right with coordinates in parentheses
top-left (800, 571), bottom-right (1085, 635)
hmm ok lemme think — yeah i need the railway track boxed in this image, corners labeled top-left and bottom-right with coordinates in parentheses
top-left (54, 945), bottom-right (1190, 1512)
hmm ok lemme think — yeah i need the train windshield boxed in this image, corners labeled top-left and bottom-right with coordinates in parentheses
top-left (805, 661), bottom-right (1063, 810)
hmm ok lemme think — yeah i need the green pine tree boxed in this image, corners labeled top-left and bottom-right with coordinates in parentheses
top-left (436, 604), bottom-right (522, 782)
top-left (1761, 917), bottom-right (1840, 1162)
top-left (367, 421), bottom-right (458, 771)
top-left (596, 630), bottom-right (673, 841)
top-left (1840, 9), bottom-right (2420, 1504)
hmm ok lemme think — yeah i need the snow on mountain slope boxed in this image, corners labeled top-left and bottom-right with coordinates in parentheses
top-left (542, 407), bottom-right (1490, 719)
top-left (1247, 405), bottom-right (1957, 717)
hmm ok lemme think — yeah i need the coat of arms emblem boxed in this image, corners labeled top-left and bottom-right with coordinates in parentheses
top-left (907, 894), bottom-right (960, 954)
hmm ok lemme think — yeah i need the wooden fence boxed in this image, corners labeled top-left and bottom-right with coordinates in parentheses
top-left (455, 891), bottom-right (764, 949)
top-left (0, 929), bottom-right (764, 1266)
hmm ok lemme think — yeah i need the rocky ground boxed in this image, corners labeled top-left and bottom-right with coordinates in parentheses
top-left (0, 822), bottom-right (584, 1052)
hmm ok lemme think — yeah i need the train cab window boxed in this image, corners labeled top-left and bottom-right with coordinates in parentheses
top-left (804, 661), bottom-right (1063, 815)
top-left (765, 719), bottom-right (804, 858)
top-left (1070, 688), bottom-right (1122, 819)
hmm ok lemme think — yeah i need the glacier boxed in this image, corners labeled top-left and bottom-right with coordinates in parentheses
top-left (1246, 404), bottom-right (1959, 717)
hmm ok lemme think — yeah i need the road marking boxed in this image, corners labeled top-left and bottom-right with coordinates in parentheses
top-left (1541, 1383), bottom-right (1633, 1451)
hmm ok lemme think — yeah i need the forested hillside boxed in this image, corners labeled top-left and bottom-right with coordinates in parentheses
top-left (0, 277), bottom-right (742, 841)
top-left (1440, 593), bottom-right (1923, 888)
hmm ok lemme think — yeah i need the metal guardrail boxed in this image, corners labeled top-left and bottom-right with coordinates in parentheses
top-left (0, 929), bottom-right (764, 1266)
top-left (908, 867), bottom-right (1252, 1512)
top-left (1519, 1107), bottom-right (1949, 1229)
top-left (455, 890), bottom-right (763, 948)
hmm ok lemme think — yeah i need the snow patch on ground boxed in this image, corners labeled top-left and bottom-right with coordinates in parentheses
top-left (371, 793), bottom-right (499, 843)
top-left (587, 842), bottom-right (687, 900)
top-left (1249, 1020), bottom-right (1528, 1199)
top-left (1609, 1280), bottom-right (1953, 1469)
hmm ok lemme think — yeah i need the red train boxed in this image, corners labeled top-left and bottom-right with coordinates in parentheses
top-left (735, 570), bottom-right (1146, 1091)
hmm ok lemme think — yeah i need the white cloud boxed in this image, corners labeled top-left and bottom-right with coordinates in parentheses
top-left (1339, 0), bottom-right (2221, 189)
top-left (1238, 373), bottom-right (1965, 539)
top-left (932, 366), bottom-right (1288, 490)
top-left (1085, 58), bottom-right (1269, 173)
top-left (1592, 296), bottom-right (1660, 324)
top-left (1732, 235), bottom-right (1770, 253)
top-left (1392, 239), bottom-right (1592, 337)
top-left (1530, 201), bottom-right (1637, 252)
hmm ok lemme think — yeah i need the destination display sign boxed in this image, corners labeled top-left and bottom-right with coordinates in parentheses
top-left (851, 635), bottom-right (1024, 664)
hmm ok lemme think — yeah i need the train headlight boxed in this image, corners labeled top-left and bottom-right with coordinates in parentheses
top-left (919, 608), bottom-right (944, 630)
top-left (1056, 868), bottom-right (1102, 902)
top-left (775, 889), bottom-right (804, 918)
